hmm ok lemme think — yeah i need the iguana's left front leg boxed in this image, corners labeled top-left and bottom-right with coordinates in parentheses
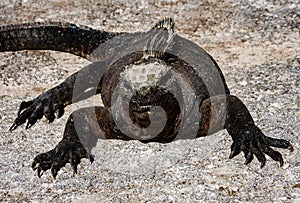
top-left (198, 95), bottom-right (293, 167)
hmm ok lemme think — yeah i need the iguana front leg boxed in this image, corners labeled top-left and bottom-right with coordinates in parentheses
top-left (32, 95), bottom-right (294, 179)
top-left (31, 106), bottom-right (123, 179)
top-left (198, 95), bottom-right (293, 167)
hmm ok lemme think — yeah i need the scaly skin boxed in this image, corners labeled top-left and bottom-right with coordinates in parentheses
top-left (0, 22), bottom-right (122, 58)
top-left (1, 18), bottom-right (293, 179)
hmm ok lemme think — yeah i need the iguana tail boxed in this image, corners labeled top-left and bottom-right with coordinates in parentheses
top-left (0, 22), bottom-right (121, 59)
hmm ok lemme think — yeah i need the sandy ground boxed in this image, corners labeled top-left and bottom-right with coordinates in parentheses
top-left (0, 0), bottom-right (299, 202)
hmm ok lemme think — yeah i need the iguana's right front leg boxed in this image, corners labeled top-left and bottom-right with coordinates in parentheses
top-left (31, 106), bottom-right (115, 179)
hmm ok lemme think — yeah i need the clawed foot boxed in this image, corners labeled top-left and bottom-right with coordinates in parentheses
top-left (229, 124), bottom-right (293, 168)
top-left (32, 139), bottom-right (94, 179)
top-left (9, 94), bottom-right (65, 131)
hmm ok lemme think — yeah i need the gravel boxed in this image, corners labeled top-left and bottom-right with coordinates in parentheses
top-left (0, 0), bottom-right (299, 202)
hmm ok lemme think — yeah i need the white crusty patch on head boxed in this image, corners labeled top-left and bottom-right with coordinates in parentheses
top-left (121, 61), bottom-right (172, 90)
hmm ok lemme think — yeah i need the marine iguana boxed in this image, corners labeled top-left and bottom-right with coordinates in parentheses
top-left (1, 18), bottom-right (293, 179)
